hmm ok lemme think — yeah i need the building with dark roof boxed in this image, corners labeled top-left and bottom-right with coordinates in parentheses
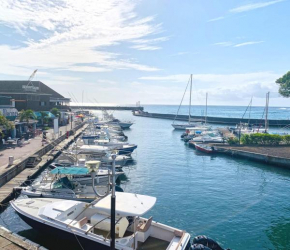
top-left (0, 81), bottom-right (70, 111)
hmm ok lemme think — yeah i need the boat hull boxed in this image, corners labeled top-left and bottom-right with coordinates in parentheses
top-left (172, 124), bottom-right (196, 130)
top-left (194, 144), bottom-right (214, 154)
top-left (16, 211), bottom-right (111, 250)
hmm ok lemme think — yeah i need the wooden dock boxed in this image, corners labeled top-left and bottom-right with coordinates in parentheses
top-left (217, 127), bottom-right (236, 139)
top-left (0, 226), bottom-right (47, 250)
top-left (0, 124), bottom-right (87, 206)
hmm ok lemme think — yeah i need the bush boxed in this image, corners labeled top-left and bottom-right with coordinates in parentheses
top-left (241, 134), bottom-right (251, 144)
top-left (227, 137), bottom-right (239, 145)
top-left (284, 135), bottom-right (290, 145)
top-left (240, 133), bottom-right (283, 145)
top-left (44, 127), bottom-right (50, 130)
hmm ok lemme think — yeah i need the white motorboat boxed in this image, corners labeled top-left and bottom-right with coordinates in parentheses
top-left (11, 192), bottom-right (191, 250)
top-left (189, 135), bottom-right (224, 143)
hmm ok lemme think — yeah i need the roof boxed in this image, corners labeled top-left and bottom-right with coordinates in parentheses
top-left (34, 111), bottom-right (56, 119)
top-left (0, 81), bottom-right (65, 99)
top-left (50, 167), bottom-right (89, 175)
top-left (94, 192), bottom-right (157, 217)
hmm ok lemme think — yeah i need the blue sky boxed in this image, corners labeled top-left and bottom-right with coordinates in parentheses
top-left (0, 0), bottom-right (289, 106)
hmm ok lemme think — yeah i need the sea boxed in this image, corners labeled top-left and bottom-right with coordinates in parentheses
top-left (0, 105), bottom-right (290, 250)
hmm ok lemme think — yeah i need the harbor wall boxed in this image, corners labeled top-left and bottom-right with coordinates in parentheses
top-left (71, 105), bottom-right (144, 111)
top-left (216, 147), bottom-right (290, 169)
top-left (133, 112), bottom-right (290, 127)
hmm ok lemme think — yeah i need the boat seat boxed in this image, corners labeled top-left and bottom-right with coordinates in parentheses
top-left (137, 216), bottom-right (153, 232)
top-left (78, 217), bottom-right (88, 228)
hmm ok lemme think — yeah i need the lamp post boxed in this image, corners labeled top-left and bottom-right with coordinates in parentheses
top-left (110, 153), bottom-right (117, 250)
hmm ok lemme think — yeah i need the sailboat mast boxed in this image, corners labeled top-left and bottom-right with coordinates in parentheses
top-left (265, 92), bottom-right (270, 133)
top-left (249, 96), bottom-right (252, 125)
top-left (205, 92), bottom-right (208, 125)
top-left (189, 74), bottom-right (192, 124)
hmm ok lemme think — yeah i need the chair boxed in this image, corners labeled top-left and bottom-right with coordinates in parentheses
top-left (137, 216), bottom-right (153, 232)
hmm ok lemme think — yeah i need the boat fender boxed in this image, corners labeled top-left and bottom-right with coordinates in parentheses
top-left (193, 235), bottom-right (226, 250)
top-left (191, 244), bottom-right (212, 250)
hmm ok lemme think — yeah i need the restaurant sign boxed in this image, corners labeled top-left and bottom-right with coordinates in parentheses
top-left (22, 85), bottom-right (39, 92)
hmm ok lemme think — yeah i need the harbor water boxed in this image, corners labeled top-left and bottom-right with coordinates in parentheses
top-left (1, 105), bottom-right (290, 249)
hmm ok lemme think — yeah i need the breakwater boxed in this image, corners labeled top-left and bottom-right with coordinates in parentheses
top-left (133, 111), bottom-right (290, 127)
top-left (71, 105), bottom-right (143, 111)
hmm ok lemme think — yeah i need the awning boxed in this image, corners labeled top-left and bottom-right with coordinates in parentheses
top-left (94, 192), bottom-right (157, 217)
top-left (50, 167), bottom-right (89, 175)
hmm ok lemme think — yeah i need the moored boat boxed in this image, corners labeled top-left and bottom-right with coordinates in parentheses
top-left (11, 193), bottom-right (191, 250)
top-left (194, 143), bottom-right (215, 154)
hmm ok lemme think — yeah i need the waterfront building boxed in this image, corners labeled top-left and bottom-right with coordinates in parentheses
top-left (0, 81), bottom-right (70, 111)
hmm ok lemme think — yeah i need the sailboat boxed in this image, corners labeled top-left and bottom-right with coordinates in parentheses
top-left (172, 74), bottom-right (200, 130)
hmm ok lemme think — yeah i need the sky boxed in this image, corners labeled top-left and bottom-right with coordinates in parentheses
top-left (0, 0), bottom-right (289, 106)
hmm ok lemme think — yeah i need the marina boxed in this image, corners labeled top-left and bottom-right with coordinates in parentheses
top-left (0, 108), bottom-right (289, 249)
top-left (1, 1), bottom-right (290, 249)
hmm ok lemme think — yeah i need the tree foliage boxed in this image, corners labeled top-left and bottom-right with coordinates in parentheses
top-left (276, 71), bottom-right (290, 97)
top-left (19, 109), bottom-right (36, 123)
top-left (51, 108), bottom-right (60, 118)
top-left (0, 112), bottom-right (15, 133)
top-left (240, 133), bottom-right (288, 145)
top-left (39, 111), bottom-right (48, 125)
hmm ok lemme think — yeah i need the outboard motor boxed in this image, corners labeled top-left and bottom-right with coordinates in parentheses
top-left (192, 235), bottom-right (229, 250)
top-left (191, 244), bottom-right (212, 250)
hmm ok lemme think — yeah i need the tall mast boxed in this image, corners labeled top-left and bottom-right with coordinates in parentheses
top-left (248, 96), bottom-right (252, 125)
top-left (205, 92), bottom-right (208, 125)
top-left (265, 92), bottom-right (270, 133)
top-left (189, 74), bottom-right (192, 124)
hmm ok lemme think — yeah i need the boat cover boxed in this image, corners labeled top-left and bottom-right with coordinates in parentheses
top-left (50, 167), bottom-right (89, 175)
top-left (94, 192), bottom-right (156, 217)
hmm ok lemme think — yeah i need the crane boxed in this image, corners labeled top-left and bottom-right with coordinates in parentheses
top-left (26, 69), bottom-right (38, 87)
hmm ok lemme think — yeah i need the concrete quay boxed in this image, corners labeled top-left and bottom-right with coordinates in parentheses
top-left (214, 145), bottom-right (290, 169)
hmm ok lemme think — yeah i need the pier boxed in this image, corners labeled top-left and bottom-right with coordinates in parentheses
top-left (71, 105), bottom-right (144, 111)
top-left (133, 111), bottom-right (290, 127)
top-left (214, 145), bottom-right (290, 168)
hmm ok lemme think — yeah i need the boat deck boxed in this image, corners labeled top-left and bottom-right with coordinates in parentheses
top-left (137, 236), bottom-right (169, 250)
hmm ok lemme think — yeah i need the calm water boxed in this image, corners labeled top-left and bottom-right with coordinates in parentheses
top-left (1, 106), bottom-right (290, 250)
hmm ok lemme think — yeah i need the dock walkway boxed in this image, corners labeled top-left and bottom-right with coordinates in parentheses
top-left (0, 123), bottom-right (87, 205)
top-left (0, 122), bottom-right (76, 170)
top-left (214, 145), bottom-right (290, 168)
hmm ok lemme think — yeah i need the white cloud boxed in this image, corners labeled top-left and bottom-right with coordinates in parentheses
top-left (213, 42), bottom-right (233, 47)
top-left (131, 45), bottom-right (161, 51)
top-left (170, 51), bottom-right (190, 56)
top-left (230, 0), bottom-right (285, 13)
top-left (207, 16), bottom-right (225, 22)
top-left (131, 36), bottom-right (169, 50)
top-left (0, 0), bottom-right (163, 76)
top-left (234, 41), bottom-right (264, 47)
top-left (138, 72), bottom-right (281, 105)
top-left (214, 41), bottom-right (264, 48)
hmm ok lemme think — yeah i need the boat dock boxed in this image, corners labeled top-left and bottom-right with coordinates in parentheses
top-left (0, 226), bottom-right (47, 250)
top-left (0, 123), bottom-right (87, 205)
top-left (71, 105), bottom-right (144, 111)
top-left (133, 111), bottom-right (290, 127)
top-left (213, 145), bottom-right (290, 168)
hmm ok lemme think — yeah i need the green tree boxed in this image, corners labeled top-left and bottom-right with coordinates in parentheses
top-left (276, 71), bottom-right (290, 97)
top-left (0, 112), bottom-right (15, 131)
top-left (19, 109), bottom-right (36, 123)
top-left (39, 111), bottom-right (48, 125)
top-left (51, 108), bottom-right (60, 119)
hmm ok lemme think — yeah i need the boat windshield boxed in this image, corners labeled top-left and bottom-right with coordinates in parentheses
top-left (53, 177), bottom-right (74, 189)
